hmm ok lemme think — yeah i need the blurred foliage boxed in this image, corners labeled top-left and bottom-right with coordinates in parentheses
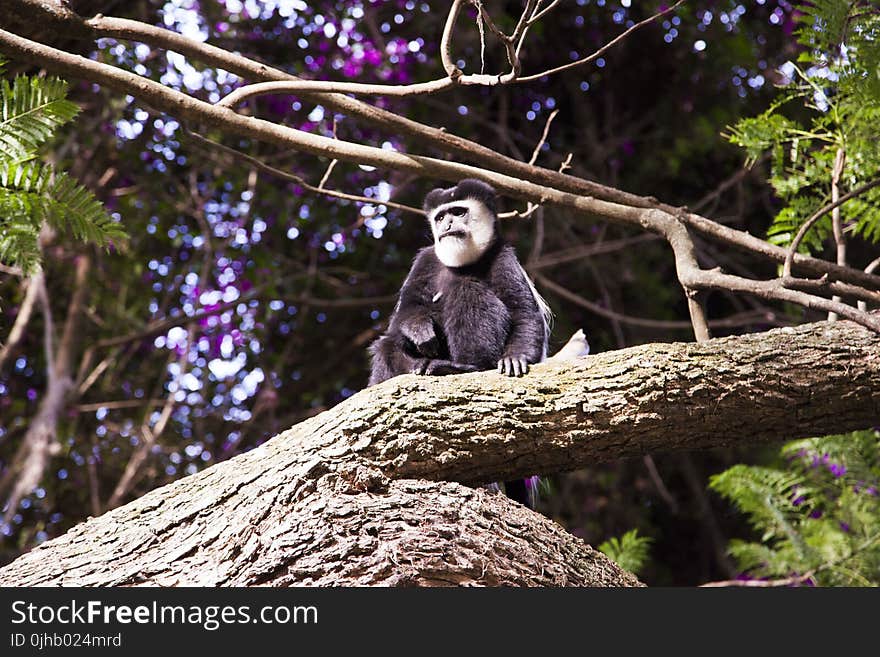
top-left (1, 0), bottom-right (876, 586)
top-left (710, 430), bottom-right (880, 586)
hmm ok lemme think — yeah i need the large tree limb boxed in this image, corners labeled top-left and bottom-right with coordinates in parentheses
top-left (0, 319), bottom-right (877, 586)
top-left (0, 475), bottom-right (641, 586)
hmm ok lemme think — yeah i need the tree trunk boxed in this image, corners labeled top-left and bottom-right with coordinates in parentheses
top-left (0, 319), bottom-right (877, 586)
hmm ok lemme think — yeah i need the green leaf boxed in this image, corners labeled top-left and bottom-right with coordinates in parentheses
top-left (0, 76), bottom-right (79, 160)
top-left (598, 529), bottom-right (653, 575)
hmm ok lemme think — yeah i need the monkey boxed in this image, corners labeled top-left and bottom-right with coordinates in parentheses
top-left (367, 179), bottom-right (552, 507)
top-left (367, 178), bottom-right (552, 387)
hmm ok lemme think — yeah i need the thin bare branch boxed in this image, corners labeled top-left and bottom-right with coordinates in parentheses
top-left (643, 454), bottom-right (679, 513)
top-left (318, 159), bottom-right (339, 190)
top-left (288, 294), bottom-right (397, 308)
top-left (95, 287), bottom-right (262, 351)
top-left (782, 176), bottom-right (880, 279)
top-left (35, 273), bottom-right (55, 379)
top-left (532, 234), bottom-right (660, 270)
top-left (76, 399), bottom-right (166, 412)
top-left (528, 109), bottom-right (559, 166)
top-left (700, 574), bottom-right (814, 587)
top-left (0, 264), bottom-right (23, 276)
top-left (34, 8), bottom-right (879, 292)
top-left (829, 147), bottom-right (847, 321)
top-left (2, 256), bottom-right (89, 523)
top-left (858, 256), bottom-right (880, 312)
top-left (518, 0), bottom-right (687, 82)
top-left (107, 352), bottom-right (182, 509)
top-left (527, 0), bottom-right (563, 26)
top-left (691, 153), bottom-right (769, 214)
top-left (0, 274), bottom-right (39, 371)
top-left (184, 130), bottom-right (423, 215)
top-left (536, 274), bottom-right (782, 331)
top-left (441, 0), bottom-right (467, 78)
top-left (217, 77), bottom-right (455, 107)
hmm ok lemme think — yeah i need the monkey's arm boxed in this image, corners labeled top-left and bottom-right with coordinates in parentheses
top-left (493, 248), bottom-right (547, 376)
top-left (388, 248), bottom-right (441, 357)
top-left (414, 359), bottom-right (479, 376)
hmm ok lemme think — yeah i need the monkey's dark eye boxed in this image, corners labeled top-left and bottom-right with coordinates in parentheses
top-left (448, 206), bottom-right (468, 217)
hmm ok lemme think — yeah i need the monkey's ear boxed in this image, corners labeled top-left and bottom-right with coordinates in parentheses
top-left (423, 188), bottom-right (447, 214)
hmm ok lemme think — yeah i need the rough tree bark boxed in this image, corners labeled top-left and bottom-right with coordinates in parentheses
top-left (0, 319), bottom-right (877, 586)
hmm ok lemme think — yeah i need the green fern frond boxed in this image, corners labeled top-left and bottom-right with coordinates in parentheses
top-left (41, 171), bottom-right (127, 246)
top-left (0, 160), bottom-right (126, 273)
top-left (728, 2), bottom-right (880, 259)
top-left (0, 63), bottom-right (127, 273)
top-left (783, 431), bottom-right (880, 485)
top-left (0, 158), bottom-right (52, 194)
top-left (598, 529), bottom-right (653, 575)
top-left (766, 198), bottom-right (833, 252)
top-left (0, 216), bottom-right (41, 273)
top-left (727, 540), bottom-right (800, 577)
top-left (726, 112), bottom-right (800, 167)
top-left (715, 431), bottom-right (880, 586)
top-left (848, 198), bottom-right (880, 244)
top-left (0, 76), bottom-right (79, 160)
top-left (710, 465), bottom-right (811, 542)
top-left (793, 0), bottom-right (853, 53)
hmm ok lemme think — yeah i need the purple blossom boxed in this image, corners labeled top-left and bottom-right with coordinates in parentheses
top-left (363, 48), bottom-right (382, 67)
top-left (828, 463), bottom-right (847, 478)
top-left (342, 61), bottom-right (362, 77)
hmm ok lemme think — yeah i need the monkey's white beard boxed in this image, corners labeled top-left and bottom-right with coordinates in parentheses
top-left (430, 199), bottom-right (496, 267)
top-left (434, 235), bottom-right (485, 267)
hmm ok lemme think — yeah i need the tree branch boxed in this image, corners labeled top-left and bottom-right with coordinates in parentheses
top-left (7, 1), bottom-right (877, 296)
top-left (4, 24), bottom-right (880, 335)
top-left (782, 176), bottom-right (880, 279)
top-left (517, 0), bottom-right (687, 82)
top-left (0, 273), bottom-right (40, 372)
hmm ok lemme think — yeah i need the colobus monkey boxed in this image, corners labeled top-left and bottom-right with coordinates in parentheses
top-left (368, 179), bottom-right (552, 387)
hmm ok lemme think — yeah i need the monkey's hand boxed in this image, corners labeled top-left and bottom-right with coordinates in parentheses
top-left (401, 319), bottom-right (441, 358)
top-left (498, 355), bottom-right (531, 377)
top-left (413, 359), bottom-right (479, 376)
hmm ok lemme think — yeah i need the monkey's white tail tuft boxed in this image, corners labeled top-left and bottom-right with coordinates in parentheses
top-left (516, 262), bottom-right (554, 358)
top-left (547, 329), bottom-right (591, 363)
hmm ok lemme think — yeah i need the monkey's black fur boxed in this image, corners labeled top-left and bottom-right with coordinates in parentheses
top-left (423, 177), bottom-right (498, 218)
top-left (368, 242), bottom-right (546, 384)
top-left (368, 180), bottom-right (546, 387)
top-left (368, 180), bottom-right (547, 507)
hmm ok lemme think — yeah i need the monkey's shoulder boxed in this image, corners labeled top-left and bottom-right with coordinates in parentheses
top-left (487, 245), bottom-right (531, 286)
top-left (398, 247), bottom-right (444, 289)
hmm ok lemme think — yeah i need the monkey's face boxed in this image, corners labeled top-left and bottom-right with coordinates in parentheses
top-left (427, 199), bottom-right (496, 268)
